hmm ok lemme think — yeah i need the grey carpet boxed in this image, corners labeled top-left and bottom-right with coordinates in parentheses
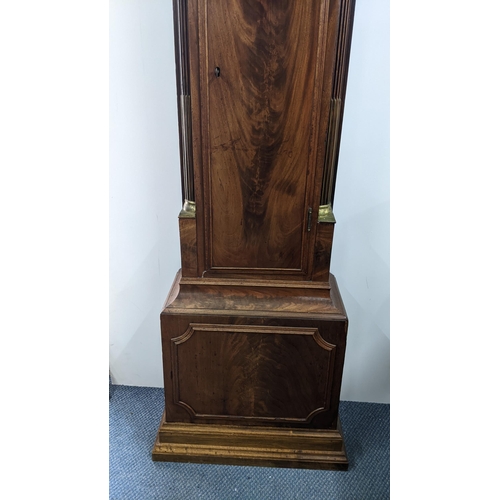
top-left (109, 385), bottom-right (389, 499)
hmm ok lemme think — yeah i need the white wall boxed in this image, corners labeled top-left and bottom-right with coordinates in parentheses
top-left (110, 0), bottom-right (389, 403)
top-left (333, 0), bottom-right (390, 403)
top-left (110, 0), bottom-right (181, 387)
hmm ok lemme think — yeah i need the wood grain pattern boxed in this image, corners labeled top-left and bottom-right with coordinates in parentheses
top-left (152, 416), bottom-right (348, 469)
top-left (312, 222), bottom-right (335, 281)
top-left (159, 271), bottom-right (348, 430)
top-left (170, 324), bottom-right (336, 423)
top-left (168, 272), bottom-right (345, 318)
top-left (179, 218), bottom-right (197, 277)
top-left (177, 0), bottom-right (357, 279)
top-left (162, 316), bottom-right (347, 430)
top-left (202, 0), bottom-right (327, 273)
top-left (154, 0), bottom-right (357, 470)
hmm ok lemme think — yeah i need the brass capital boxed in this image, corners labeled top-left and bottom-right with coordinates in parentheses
top-left (318, 204), bottom-right (336, 223)
top-left (179, 199), bottom-right (196, 219)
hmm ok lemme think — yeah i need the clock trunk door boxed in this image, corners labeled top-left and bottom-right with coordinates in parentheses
top-left (201, 0), bottom-right (325, 277)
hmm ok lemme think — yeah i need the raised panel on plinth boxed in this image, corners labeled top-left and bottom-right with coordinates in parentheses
top-left (170, 324), bottom-right (336, 424)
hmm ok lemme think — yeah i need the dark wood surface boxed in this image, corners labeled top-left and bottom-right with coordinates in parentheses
top-left (159, 270), bottom-right (347, 430)
top-left (165, 270), bottom-right (345, 318)
top-left (206, 0), bottom-right (322, 273)
top-left (174, 0), bottom-right (356, 281)
top-left (178, 218), bottom-right (198, 277)
top-left (153, 270), bottom-right (349, 467)
top-left (312, 222), bottom-right (335, 282)
top-left (171, 324), bottom-right (336, 422)
top-left (181, 0), bottom-right (355, 280)
top-left (154, 0), bottom-right (357, 470)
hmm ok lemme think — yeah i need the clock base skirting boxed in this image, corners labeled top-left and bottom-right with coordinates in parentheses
top-left (153, 271), bottom-right (349, 470)
top-left (152, 412), bottom-right (348, 470)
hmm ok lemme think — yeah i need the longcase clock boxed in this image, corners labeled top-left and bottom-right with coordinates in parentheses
top-left (152, 0), bottom-right (356, 470)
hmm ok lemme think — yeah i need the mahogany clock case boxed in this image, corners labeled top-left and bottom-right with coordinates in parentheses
top-left (152, 0), bottom-right (356, 470)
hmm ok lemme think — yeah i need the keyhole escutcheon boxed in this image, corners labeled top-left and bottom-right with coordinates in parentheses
top-left (214, 66), bottom-right (221, 77)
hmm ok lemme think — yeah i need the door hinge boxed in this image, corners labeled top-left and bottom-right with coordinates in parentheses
top-left (307, 207), bottom-right (313, 231)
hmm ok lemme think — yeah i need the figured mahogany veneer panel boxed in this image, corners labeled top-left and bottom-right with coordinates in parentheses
top-left (171, 324), bottom-right (336, 423)
top-left (203, 0), bottom-right (326, 272)
top-left (312, 222), bottom-right (334, 281)
top-left (179, 218), bottom-right (198, 277)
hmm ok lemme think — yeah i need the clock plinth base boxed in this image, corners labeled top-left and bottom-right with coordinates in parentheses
top-left (152, 412), bottom-right (348, 470)
top-left (153, 270), bottom-right (349, 470)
